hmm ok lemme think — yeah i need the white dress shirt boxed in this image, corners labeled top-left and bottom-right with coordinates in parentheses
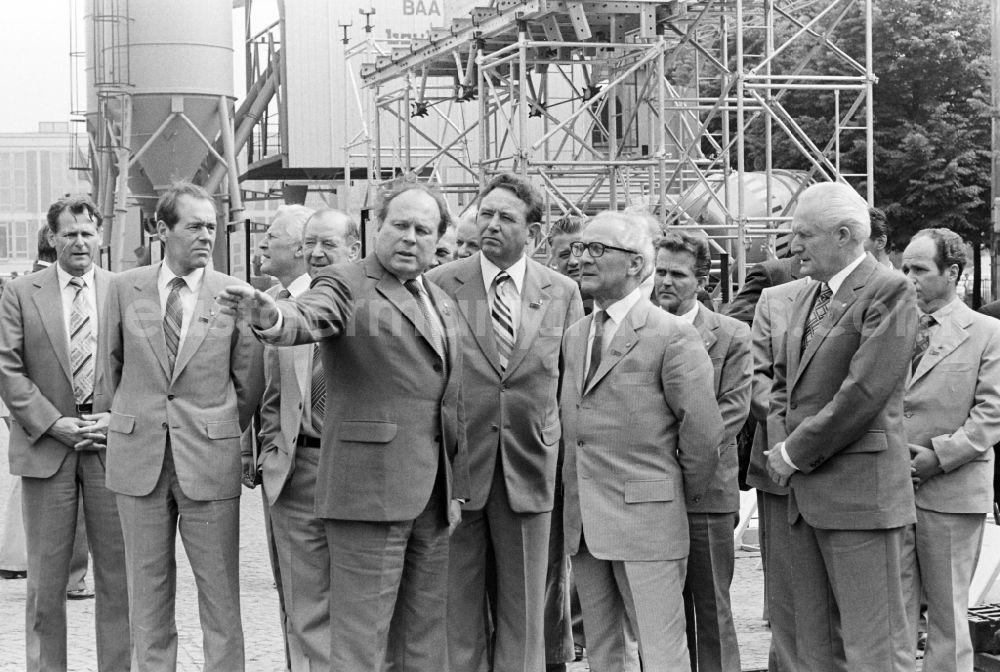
top-left (157, 264), bottom-right (205, 351)
top-left (481, 253), bottom-right (527, 338)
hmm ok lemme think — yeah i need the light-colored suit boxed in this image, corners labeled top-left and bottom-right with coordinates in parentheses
top-left (746, 277), bottom-right (809, 672)
top-left (562, 298), bottom-right (724, 672)
top-left (258, 281), bottom-right (330, 671)
top-left (684, 306), bottom-right (751, 672)
top-left (427, 253), bottom-right (582, 672)
top-left (901, 299), bottom-right (1000, 672)
top-left (0, 265), bottom-right (129, 672)
top-left (769, 254), bottom-right (917, 672)
top-left (101, 262), bottom-right (264, 671)
top-left (259, 254), bottom-right (469, 671)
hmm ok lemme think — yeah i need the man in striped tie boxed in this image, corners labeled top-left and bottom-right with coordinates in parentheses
top-left (427, 173), bottom-right (583, 672)
top-left (0, 195), bottom-right (130, 671)
top-left (765, 182), bottom-right (917, 672)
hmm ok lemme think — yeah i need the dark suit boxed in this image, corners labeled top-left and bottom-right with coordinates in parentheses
top-left (427, 253), bottom-right (582, 671)
top-left (724, 257), bottom-right (801, 325)
top-left (901, 299), bottom-right (1000, 672)
top-left (769, 254), bottom-right (917, 672)
top-left (746, 278), bottom-right (809, 672)
top-left (0, 265), bottom-right (129, 672)
top-left (102, 263), bottom-right (264, 671)
top-left (684, 306), bottom-right (751, 672)
top-left (562, 297), bottom-right (724, 671)
top-left (258, 254), bottom-right (469, 671)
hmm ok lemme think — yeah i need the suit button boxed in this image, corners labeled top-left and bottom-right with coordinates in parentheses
top-left (433, 363), bottom-right (442, 373)
top-left (167, 394), bottom-right (175, 401)
top-left (790, 402), bottom-right (797, 409)
top-left (577, 440), bottom-right (584, 447)
top-left (435, 435), bottom-right (441, 443)
top-left (490, 424), bottom-right (498, 432)
top-left (161, 422), bottom-right (168, 429)
top-left (904, 412), bottom-right (912, 418)
top-left (501, 385), bottom-right (508, 392)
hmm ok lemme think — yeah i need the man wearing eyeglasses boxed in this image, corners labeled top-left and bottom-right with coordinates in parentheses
top-left (427, 173), bottom-right (582, 672)
top-left (561, 211), bottom-right (723, 672)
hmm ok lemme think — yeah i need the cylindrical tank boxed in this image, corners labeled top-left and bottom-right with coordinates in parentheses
top-left (86, 0), bottom-right (234, 203)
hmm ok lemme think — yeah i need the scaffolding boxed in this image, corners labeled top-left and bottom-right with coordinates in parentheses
top-left (358, 0), bottom-right (874, 294)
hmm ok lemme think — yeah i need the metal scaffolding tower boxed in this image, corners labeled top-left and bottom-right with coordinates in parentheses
top-left (359, 0), bottom-right (874, 294)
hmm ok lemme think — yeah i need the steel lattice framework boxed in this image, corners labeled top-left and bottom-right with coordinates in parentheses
top-left (357, 0), bottom-right (873, 293)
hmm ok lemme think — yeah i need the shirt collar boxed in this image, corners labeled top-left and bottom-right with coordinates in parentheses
top-left (826, 251), bottom-right (866, 296)
top-left (286, 273), bottom-right (312, 298)
top-left (599, 285), bottom-right (645, 326)
top-left (480, 253), bottom-right (527, 294)
top-left (158, 262), bottom-right (205, 294)
top-left (925, 295), bottom-right (960, 319)
top-left (56, 264), bottom-right (96, 289)
top-left (678, 301), bottom-right (700, 325)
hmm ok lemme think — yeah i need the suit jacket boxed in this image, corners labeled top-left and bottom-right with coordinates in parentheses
top-left (688, 306), bottom-right (752, 514)
top-left (724, 257), bottom-right (802, 325)
top-left (745, 278), bottom-right (810, 495)
top-left (904, 300), bottom-right (1000, 514)
top-left (100, 263), bottom-right (265, 501)
top-left (0, 265), bottom-right (113, 477)
top-left (768, 254), bottom-right (917, 530)
top-left (257, 282), bottom-right (313, 506)
top-left (426, 254), bottom-right (583, 512)
top-left (979, 299), bottom-right (1000, 320)
top-left (561, 298), bottom-right (724, 561)
top-left (259, 254), bottom-right (469, 522)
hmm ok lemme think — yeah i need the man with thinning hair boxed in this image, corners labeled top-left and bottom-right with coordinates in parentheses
top-left (562, 211), bottom-right (723, 671)
top-left (766, 182), bottom-right (917, 672)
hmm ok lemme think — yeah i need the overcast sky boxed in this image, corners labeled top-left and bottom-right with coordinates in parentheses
top-left (1, 2), bottom-right (75, 132)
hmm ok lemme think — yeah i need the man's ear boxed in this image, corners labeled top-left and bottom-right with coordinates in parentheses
top-left (528, 222), bottom-right (542, 241)
top-left (155, 219), bottom-right (169, 243)
top-left (349, 240), bottom-right (362, 261)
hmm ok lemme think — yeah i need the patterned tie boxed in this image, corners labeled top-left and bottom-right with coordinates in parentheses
top-left (68, 277), bottom-right (94, 404)
top-left (911, 314), bottom-right (936, 374)
top-left (164, 276), bottom-right (186, 371)
top-left (403, 279), bottom-right (446, 363)
top-left (311, 344), bottom-right (326, 420)
top-left (802, 282), bottom-right (833, 351)
top-left (491, 272), bottom-right (516, 371)
top-left (585, 310), bottom-right (609, 388)
top-left (277, 288), bottom-right (291, 300)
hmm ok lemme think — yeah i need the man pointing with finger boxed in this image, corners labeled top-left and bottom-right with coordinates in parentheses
top-left (219, 180), bottom-right (469, 672)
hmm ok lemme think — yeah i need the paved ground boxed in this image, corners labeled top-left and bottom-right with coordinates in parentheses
top-left (0, 427), bottom-right (772, 671)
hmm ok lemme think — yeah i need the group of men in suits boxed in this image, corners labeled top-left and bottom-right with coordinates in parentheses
top-left (738, 182), bottom-right (997, 672)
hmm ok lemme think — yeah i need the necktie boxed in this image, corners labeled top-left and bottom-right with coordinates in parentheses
top-left (403, 279), bottom-right (446, 362)
top-left (585, 310), bottom-right (609, 388)
top-left (491, 272), bottom-right (516, 371)
top-left (68, 277), bottom-right (94, 404)
top-left (802, 282), bottom-right (832, 351)
top-left (911, 314), bottom-right (936, 373)
top-left (311, 344), bottom-right (326, 421)
top-left (164, 276), bottom-right (186, 370)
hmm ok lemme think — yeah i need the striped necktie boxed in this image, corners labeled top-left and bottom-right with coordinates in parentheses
top-left (310, 344), bottom-right (326, 421)
top-left (911, 314), bottom-right (936, 374)
top-left (491, 272), bottom-right (515, 371)
top-left (164, 276), bottom-right (186, 370)
top-left (68, 277), bottom-right (94, 404)
top-left (403, 279), bottom-right (446, 362)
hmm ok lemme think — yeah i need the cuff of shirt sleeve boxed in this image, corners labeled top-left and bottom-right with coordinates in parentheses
top-left (778, 442), bottom-right (799, 471)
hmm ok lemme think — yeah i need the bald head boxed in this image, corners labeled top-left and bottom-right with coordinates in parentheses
top-left (303, 209), bottom-right (361, 276)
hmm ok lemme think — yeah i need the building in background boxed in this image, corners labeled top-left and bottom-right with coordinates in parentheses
top-left (0, 122), bottom-right (90, 277)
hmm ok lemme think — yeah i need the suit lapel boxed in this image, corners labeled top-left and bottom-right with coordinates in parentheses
top-left (133, 263), bottom-right (172, 378)
top-left (427, 281), bottom-right (459, 372)
top-left (452, 255), bottom-right (502, 374)
top-left (505, 260), bottom-right (552, 377)
top-left (32, 267), bottom-right (73, 384)
top-left (171, 272), bottom-right (218, 380)
top-left (369, 256), bottom-right (442, 360)
top-left (93, 267), bottom-right (111, 395)
top-left (584, 300), bottom-right (644, 395)
top-left (908, 306), bottom-right (969, 387)
top-left (693, 307), bottom-right (718, 352)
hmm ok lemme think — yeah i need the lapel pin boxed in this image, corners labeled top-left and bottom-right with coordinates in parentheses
top-left (529, 300), bottom-right (543, 309)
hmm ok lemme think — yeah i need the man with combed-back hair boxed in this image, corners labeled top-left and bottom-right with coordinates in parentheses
top-left (100, 182), bottom-right (264, 671)
top-left (766, 182), bottom-right (917, 672)
top-left (899, 228), bottom-right (1000, 672)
